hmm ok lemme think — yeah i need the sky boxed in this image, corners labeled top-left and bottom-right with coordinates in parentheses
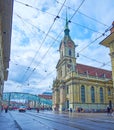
top-left (4, 0), bottom-right (114, 95)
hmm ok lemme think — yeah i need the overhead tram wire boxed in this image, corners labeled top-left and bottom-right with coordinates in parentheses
top-left (77, 25), bottom-right (111, 55)
top-left (78, 11), bottom-right (109, 27)
top-left (34, 58), bottom-right (111, 89)
top-left (15, 0), bottom-right (110, 87)
top-left (15, 0), bottom-right (57, 17)
top-left (15, 13), bottom-right (60, 44)
top-left (55, 0), bottom-right (109, 27)
top-left (36, 69), bottom-right (56, 86)
top-left (23, 28), bottom-right (64, 84)
top-left (80, 54), bottom-right (111, 67)
top-left (15, 13), bottom-right (62, 79)
top-left (15, 13), bottom-right (53, 82)
top-left (65, 0), bottom-right (102, 35)
top-left (17, 0), bottom-right (67, 86)
top-left (76, 54), bottom-right (112, 78)
top-left (15, 14), bottom-right (109, 83)
top-left (68, 0), bottom-right (85, 21)
top-left (20, 0), bottom-right (86, 85)
top-left (27, 69), bottom-right (56, 89)
top-left (15, 0), bottom-right (103, 35)
top-left (77, 42), bottom-right (111, 68)
top-left (76, 23), bottom-right (113, 55)
top-left (78, 35), bottom-right (104, 54)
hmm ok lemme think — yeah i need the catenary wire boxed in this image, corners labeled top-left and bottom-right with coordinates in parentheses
top-left (15, 0), bottom-right (103, 34)
top-left (55, 0), bottom-right (109, 27)
top-left (16, 0), bottom-right (67, 85)
top-left (13, 0), bottom-right (111, 87)
top-left (19, 0), bottom-right (85, 85)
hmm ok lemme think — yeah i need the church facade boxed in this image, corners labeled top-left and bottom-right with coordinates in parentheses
top-left (52, 18), bottom-right (113, 112)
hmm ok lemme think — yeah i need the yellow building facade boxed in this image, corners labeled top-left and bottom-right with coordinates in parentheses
top-left (52, 18), bottom-right (113, 112)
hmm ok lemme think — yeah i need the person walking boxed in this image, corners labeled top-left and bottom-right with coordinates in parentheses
top-left (4, 105), bottom-right (8, 113)
top-left (107, 105), bottom-right (111, 116)
top-left (36, 107), bottom-right (39, 113)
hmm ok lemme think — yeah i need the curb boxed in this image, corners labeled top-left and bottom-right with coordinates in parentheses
top-left (9, 111), bottom-right (22, 130)
top-left (14, 120), bottom-right (22, 130)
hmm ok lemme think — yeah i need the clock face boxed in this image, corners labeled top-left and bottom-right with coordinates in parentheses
top-left (67, 41), bottom-right (73, 48)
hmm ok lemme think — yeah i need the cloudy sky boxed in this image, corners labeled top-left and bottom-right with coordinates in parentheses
top-left (4, 0), bottom-right (114, 95)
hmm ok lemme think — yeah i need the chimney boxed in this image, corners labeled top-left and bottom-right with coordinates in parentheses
top-left (110, 21), bottom-right (114, 33)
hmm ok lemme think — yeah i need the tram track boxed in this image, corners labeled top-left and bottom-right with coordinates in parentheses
top-left (21, 111), bottom-right (109, 130)
top-left (10, 111), bottom-right (114, 130)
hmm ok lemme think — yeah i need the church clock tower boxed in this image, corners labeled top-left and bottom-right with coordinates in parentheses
top-left (56, 15), bottom-right (76, 80)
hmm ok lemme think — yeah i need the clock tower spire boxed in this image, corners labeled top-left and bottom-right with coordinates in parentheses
top-left (64, 10), bottom-right (70, 36)
top-left (56, 13), bottom-right (76, 79)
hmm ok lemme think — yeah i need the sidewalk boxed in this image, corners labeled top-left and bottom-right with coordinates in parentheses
top-left (0, 111), bottom-right (20, 130)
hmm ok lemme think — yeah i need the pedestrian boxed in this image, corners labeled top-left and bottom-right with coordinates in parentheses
top-left (36, 107), bottom-right (39, 113)
top-left (4, 105), bottom-right (8, 113)
top-left (107, 106), bottom-right (111, 116)
top-left (1, 105), bottom-right (3, 112)
top-left (70, 108), bottom-right (72, 113)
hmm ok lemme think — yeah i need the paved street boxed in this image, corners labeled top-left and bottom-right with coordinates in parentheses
top-left (0, 110), bottom-right (114, 130)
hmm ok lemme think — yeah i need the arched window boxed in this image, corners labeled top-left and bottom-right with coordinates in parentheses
top-left (67, 86), bottom-right (69, 94)
top-left (69, 49), bottom-right (72, 56)
top-left (108, 88), bottom-right (111, 96)
top-left (61, 70), bottom-right (62, 77)
top-left (100, 87), bottom-right (104, 103)
top-left (61, 50), bottom-right (63, 57)
top-left (91, 86), bottom-right (95, 103)
top-left (81, 85), bottom-right (85, 103)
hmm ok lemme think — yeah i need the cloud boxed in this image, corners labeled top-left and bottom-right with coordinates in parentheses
top-left (4, 0), bottom-right (114, 94)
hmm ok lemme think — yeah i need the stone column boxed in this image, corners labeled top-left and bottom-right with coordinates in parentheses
top-left (60, 85), bottom-right (66, 111)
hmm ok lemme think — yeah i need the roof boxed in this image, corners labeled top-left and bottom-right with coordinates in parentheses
top-left (100, 32), bottom-right (114, 47)
top-left (76, 63), bottom-right (112, 79)
top-left (38, 94), bottom-right (52, 99)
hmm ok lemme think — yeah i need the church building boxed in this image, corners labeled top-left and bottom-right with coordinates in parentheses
top-left (52, 16), bottom-right (113, 112)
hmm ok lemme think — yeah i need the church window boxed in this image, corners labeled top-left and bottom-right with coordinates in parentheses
top-left (61, 70), bottom-right (62, 77)
top-left (69, 49), bottom-right (72, 56)
top-left (100, 87), bottom-right (104, 103)
top-left (69, 59), bottom-right (72, 63)
top-left (66, 100), bottom-right (69, 109)
top-left (108, 88), bottom-right (111, 96)
top-left (81, 85), bottom-right (85, 103)
top-left (61, 50), bottom-right (63, 57)
top-left (91, 86), bottom-right (95, 103)
top-left (67, 86), bottom-right (69, 94)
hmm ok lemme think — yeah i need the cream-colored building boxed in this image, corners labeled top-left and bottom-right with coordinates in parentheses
top-left (0, 0), bottom-right (14, 112)
top-left (52, 18), bottom-right (113, 112)
top-left (100, 21), bottom-right (114, 110)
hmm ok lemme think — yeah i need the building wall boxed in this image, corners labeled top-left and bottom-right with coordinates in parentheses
top-left (53, 71), bottom-right (113, 111)
top-left (0, 0), bottom-right (14, 112)
top-left (53, 16), bottom-right (113, 112)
